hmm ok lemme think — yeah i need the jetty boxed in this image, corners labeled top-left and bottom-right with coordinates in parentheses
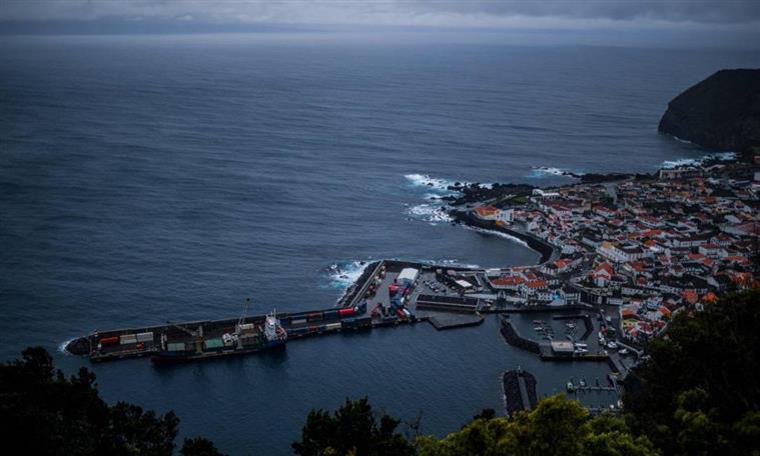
top-left (503, 369), bottom-right (538, 415)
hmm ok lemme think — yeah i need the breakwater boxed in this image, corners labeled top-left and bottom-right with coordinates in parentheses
top-left (503, 369), bottom-right (538, 415)
top-left (499, 315), bottom-right (540, 354)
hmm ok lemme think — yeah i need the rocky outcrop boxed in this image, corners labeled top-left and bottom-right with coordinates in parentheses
top-left (658, 69), bottom-right (760, 153)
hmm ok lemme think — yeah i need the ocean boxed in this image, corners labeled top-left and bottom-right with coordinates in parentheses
top-left (1, 33), bottom-right (758, 454)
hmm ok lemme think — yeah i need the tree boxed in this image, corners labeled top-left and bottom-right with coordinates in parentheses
top-left (293, 397), bottom-right (416, 456)
top-left (0, 346), bottom-right (215, 456)
top-left (181, 437), bottom-right (227, 456)
top-left (624, 289), bottom-right (760, 456)
top-left (417, 395), bottom-right (658, 456)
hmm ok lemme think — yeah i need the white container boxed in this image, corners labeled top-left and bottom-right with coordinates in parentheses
top-left (136, 332), bottom-right (154, 342)
top-left (326, 322), bottom-right (342, 330)
top-left (119, 334), bottom-right (137, 345)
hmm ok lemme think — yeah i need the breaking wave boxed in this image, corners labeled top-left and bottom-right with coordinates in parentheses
top-left (527, 166), bottom-right (583, 179)
top-left (405, 203), bottom-right (453, 225)
top-left (325, 260), bottom-right (371, 289)
top-left (463, 225), bottom-right (530, 248)
top-left (661, 152), bottom-right (736, 169)
top-left (58, 338), bottom-right (75, 355)
top-left (404, 173), bottom-right (460, 193)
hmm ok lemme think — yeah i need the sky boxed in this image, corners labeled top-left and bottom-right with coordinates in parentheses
top-left (2, 0), bottom-right (760, 48)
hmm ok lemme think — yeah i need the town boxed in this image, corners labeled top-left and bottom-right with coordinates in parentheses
top-left (450, 155), bottom-right (758, 349)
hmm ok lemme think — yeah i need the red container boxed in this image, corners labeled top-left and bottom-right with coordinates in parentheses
top-left (388, 284), bottom-right (398, 294)
top-left (396, 309), bottom-right (406, 318)
top-left (99, 336), bottom-right (119, 345)
top-left (339, 307), bottom-right (356, 317)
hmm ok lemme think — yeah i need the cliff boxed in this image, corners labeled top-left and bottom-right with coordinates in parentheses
top-left (658, 69), bottom-right (760, 153)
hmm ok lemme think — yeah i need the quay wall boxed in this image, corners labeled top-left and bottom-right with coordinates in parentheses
top-left (450, 210), bottom-right (558, 264)
top-left (503, 370), bottom-right (538, 415)
top-left (499, 316), bottom-right (540, 354)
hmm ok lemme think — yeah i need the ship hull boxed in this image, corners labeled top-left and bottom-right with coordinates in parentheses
top-left (150, 339), bottom-right (286, 365)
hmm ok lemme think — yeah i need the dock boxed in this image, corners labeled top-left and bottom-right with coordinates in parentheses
top-left (503, 369), bottom-right (538, 415)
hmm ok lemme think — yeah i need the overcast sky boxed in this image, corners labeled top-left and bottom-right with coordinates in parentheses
top-left (3, 0), bottom-right (760, 45)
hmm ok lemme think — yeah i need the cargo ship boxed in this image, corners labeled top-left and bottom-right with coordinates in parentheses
top-left (150, 311), bottom-right (287, 364)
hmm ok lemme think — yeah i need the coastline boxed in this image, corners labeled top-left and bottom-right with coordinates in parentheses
top-left (449, 209), bottom-right (559, 265)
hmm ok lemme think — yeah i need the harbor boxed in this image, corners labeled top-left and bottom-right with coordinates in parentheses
top-left (64, 260), bottom-right (489, 362)
top-left (63, 257), bottom-right (621, 368)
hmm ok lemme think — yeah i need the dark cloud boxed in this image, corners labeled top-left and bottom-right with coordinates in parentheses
top-left (3, 0), bottom-right (760, 25)
top-left (408, 0), bottom-right (760, 23)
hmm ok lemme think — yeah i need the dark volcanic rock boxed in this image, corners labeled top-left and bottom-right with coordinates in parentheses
top-left (658, 69), bottom-right (760, 153)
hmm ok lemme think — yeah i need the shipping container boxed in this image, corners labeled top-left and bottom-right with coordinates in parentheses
top-left (99, 336), bottom-right (119, 345)
top-left (119, 334), bottom-right (137, 345)
top-left (339, 307), bottom-right (356, 317)
top-left (291, 318), bottom-right (307, 326)
top-left (325, 322), bottom-right (342, 330)
top-left (238, 323), bottom-right (256, 331)
top-left (307, 312), bottom-right (323, 322)
top-left (136, 332), bottom-right (154, 342)
top-left (167, 342), bottom-right (186, 352)
top-left (323, 310), bottom-right (339, 319)
top-left (203, 338), bottom-right (224, 350)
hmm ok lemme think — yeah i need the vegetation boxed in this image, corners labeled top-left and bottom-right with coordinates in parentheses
top-left (623, 288), bottom-right (760, 456)
top-left (0, 347), bottom-right (224, 456)
top-left (417, 395), bottom-right (657, 456)
top-left (292, 397), bottom-right (416, 456)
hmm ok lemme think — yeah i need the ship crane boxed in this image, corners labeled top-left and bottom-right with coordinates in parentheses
top-left (166, 322), bottom-right (204, 352)
top-left (236, 298), bottom-right (251, 332)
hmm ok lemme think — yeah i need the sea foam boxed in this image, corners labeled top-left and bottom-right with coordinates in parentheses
top-left (405, 203), bottom-right (453, 225)
top-left (404, 173), bottom-right (459, 192)
top-left (326, 260), bottom-right (371, 289)
top-left (527, 166), bottom-right (582, 179)
top-left (661, 152), bottom-right (736, 169)
top-left (463, 225), bottom-right (530, 249)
